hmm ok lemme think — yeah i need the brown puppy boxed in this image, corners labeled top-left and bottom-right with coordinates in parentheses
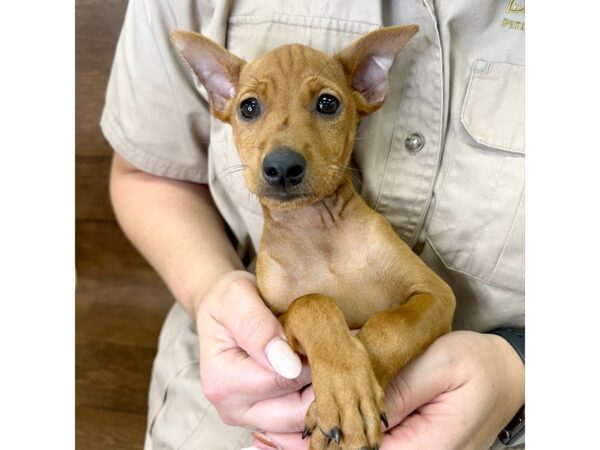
top-left (172, 26), bottom-right (456, 450)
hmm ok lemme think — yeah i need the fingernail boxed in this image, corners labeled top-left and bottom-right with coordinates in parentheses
top-left (240, 447), bottom-right (261, 450)
top-left (265, 338), bottom-right (302, 379)
top-left (252, 431), bottom-right (283, 449)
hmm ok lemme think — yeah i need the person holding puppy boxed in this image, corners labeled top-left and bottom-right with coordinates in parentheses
top-left (105, 0), bottom-right (525, 449)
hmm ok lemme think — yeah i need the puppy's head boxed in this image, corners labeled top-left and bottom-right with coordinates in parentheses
top-left (171, 26), bottom-right (418, 210)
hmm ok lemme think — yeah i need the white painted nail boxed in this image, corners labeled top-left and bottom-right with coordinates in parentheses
top-left (239, 447), bottom-right (261, 450)
top-left (265, 338), bottom-right (302, 379)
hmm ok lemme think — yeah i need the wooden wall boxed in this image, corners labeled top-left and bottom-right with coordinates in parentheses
top-left (76, 1), bottom-right (174, 448)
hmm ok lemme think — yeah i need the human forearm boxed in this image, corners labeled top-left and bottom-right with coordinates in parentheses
top-left (109, 153), bottom-right (243, 316)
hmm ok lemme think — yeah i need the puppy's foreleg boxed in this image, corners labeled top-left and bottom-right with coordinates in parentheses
top-left (282, 294), bottom-right (385, 450)
top-left (356, 291), bottom-right (456, 389)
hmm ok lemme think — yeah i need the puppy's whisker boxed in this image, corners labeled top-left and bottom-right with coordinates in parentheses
top-left (221, 169), bottom-right (246, 178)
top-left (218, 164), bottom-right (247, 178)
top-left (326, 171), bottom-right (354, 187)
top-left (325, 166), bottom-right (363, 191)
top-left (326, 164), bottom-right (363, 175)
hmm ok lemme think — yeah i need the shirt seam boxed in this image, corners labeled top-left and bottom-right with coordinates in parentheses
top-left (409, 0), bottom-right (446, 248)
top-left (229, 13), bottom-right (380, 29)
top-left (176, 399), bottom-right (213, 449)
top-left (373, 48), bottom-right (412, 212)
top-left (148, 360), bottom-right (200, 440)
top-left (463, 154), bottom-right (507, 272)
top-left (426, 238), bottom-right (525, 295)
top-left (101, 109), bottom-right (207, 183)
top-left (490, 186), bottom-right (524, 280)
top-left (149, 0), bottom-right (189, 148)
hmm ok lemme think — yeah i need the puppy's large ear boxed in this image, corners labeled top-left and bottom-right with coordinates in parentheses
top-left (171, 30), bottom-right (246, 122)
top-left (336, 25), bottom-right (418, 114)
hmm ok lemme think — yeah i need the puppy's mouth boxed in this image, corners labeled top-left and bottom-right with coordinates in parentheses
top-left (261, 190), bottom-right (313, 202)
top-left (255, 182), bottom-right (317, 208)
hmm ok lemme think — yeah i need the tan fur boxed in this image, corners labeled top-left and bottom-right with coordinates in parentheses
top-left (172, 26), bottom-right (455, 450)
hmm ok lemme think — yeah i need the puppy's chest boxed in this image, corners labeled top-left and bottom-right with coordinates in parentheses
top-left (257, 228), bottom-right (400, 328)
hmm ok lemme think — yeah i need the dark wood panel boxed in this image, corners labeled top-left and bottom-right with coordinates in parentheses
top-left (75, 2), bottom-right (160, 448)
top-left (76, 71), bottom-right (114, 157)
top-left (77, 277), bottom-right (172, 311)
top-left (76, 0), bottom-right (127, 157)
top-left (76, 278), bottom-right (98, 321)
top-left (76, 221), bottom-right (161, 283)
top-left (76, 0), bottom-right (128, 73)
top-left (76, 155), bottom-right (114, 221)
top-left (76, 281), bottom-right (173, 348)
top-left (76, 338), bottom-right (156, 414)
top-left (76, 406), bottom-right (147, 450)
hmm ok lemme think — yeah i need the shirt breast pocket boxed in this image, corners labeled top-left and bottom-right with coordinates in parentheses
top-left (427, 60), bottom-right (525, 294)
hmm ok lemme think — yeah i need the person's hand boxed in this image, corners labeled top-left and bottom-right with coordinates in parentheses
top-left (196, 271), bottom-right (313, 431)
top-left (256, 330), bottom-right (524, 450)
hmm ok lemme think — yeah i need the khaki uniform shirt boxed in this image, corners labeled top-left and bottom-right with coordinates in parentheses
top-left (101, 0), bottom-right (525, 332)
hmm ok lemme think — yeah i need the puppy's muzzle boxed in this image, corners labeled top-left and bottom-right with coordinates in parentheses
top-left (262, 147), bottom-right (306, 189)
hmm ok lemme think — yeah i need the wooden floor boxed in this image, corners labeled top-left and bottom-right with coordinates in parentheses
top-left (76, 225), bottom-right (173, 449)
top-left (76, 0), bottom-right (174, 448)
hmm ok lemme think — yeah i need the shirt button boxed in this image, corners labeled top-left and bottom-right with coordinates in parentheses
top-left (405, 133), bottom-right (425, 153)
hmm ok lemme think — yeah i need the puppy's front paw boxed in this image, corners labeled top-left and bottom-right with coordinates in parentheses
top-left (304, 336), bottom-right (386, 450)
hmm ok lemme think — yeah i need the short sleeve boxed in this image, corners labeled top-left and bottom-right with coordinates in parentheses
top-left (100, 0), bottom-right (212, 183)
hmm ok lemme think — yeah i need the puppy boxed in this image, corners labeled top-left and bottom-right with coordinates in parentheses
top-left (172, 26), bottom-right (455, 450)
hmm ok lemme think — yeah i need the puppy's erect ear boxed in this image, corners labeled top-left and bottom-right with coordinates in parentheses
top-left (336, 25), bottom-right (418, 114)
top-left (171, 30), bottom-right (246, 121)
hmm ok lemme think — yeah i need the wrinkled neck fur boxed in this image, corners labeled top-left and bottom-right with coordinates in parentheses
top-left (263, 181), bottom-right (358, 236)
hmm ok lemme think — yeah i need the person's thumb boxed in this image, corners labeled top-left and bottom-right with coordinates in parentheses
top-left (384, 340), bottom-right (456, 428)
top-left (213, 272), bottom-right (303, 379)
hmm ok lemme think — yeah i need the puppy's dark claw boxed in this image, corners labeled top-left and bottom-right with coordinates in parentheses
top-left (380, 412), bottom-right (389, 429)
top-left (320, 426), bottom-right (341, 445)
top-left (330, 427), bottom-right (341, 445)
top-left (302, 426), bottom-right (311, 440)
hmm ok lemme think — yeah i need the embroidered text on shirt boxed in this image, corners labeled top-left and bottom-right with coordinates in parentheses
top-left (501, 0), bottom-right (525, 31)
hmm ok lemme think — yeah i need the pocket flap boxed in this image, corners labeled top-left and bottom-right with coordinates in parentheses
top-left (461, 60), bottom-right (524, 154)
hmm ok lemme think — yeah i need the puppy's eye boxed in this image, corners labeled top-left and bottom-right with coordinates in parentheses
top-left (316, 94), bottom-right (340, 115)
top-left (240, 97), bottom-right (261, 120)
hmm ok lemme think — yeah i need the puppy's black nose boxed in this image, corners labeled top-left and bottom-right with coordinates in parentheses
top-left (262, 148), bottom-right (306, 188)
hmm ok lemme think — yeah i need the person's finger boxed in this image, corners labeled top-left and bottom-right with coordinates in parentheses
top-left (384, 341), bottom-right (460, 428)
top-left (380, 412), bottom-right (427, 449)
top-left (207, 273), bottom-right (302, 379)
top-left (243, 385), bottom-right (314, 432)
top-left (253, 431), bottom-right (307, 450)
top-left (202, 344), bottom-right (312, 404)
top-left (380, 391), bottom-right (474, 449)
